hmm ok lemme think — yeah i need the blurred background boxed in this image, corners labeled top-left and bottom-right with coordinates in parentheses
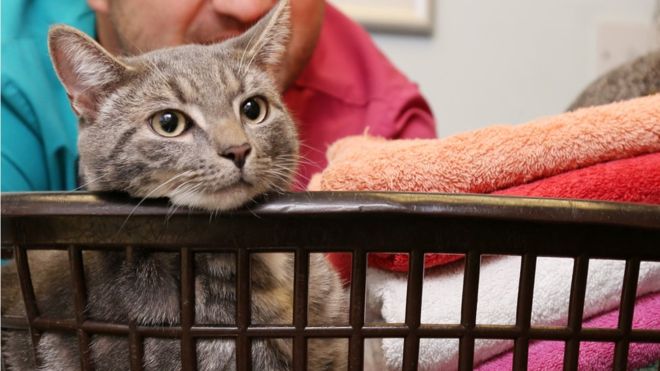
top-left (332, 0), bottom-right (660, 137)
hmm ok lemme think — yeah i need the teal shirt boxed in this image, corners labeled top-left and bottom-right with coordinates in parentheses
top-left (1, 1), bottom-right (95, 191)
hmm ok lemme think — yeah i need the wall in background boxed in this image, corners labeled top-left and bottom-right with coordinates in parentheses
top-left (368, 0), bottom-right (659, 137)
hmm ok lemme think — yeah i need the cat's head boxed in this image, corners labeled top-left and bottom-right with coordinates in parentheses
top-left (48, 1), bottom-right (298, 211)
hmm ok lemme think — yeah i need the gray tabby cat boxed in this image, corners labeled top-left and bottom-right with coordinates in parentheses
top-left (568, 50), bottom-right (660, 111)
top-left (2, 1), bottom-right (347, 370)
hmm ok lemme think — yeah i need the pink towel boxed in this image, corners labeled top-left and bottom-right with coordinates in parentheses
top-left (476, 292), bottom-right (660, 371)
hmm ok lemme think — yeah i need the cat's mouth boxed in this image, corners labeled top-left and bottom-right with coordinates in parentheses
top-left (204, 177), bottom-right (255, 197)
top-left (168, 177), bottom-right (261, 211)
top-left (238, 176), bottom-right (253, 187)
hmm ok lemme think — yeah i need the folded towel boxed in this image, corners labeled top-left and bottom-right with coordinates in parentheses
top-left (310, 95), bottom-right (660, 279)
top-left (475, 292), bottom-right (660, 371)
top-left (327, 152), bottom-right (660, 282)
top-left (312, 95), bottom-right (660, 193)
top-left (366, 259), bottom-right (660, 370)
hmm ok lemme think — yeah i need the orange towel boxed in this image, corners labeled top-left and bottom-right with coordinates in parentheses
top-left (309, 94), bottom-right (660, 194)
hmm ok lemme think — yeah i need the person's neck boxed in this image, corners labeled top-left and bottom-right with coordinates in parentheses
top-left (95, 13), bottom-right (123, 56)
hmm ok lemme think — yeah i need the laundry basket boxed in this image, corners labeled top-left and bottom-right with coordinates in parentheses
top-left (1, 191), bottom-right (659, 371)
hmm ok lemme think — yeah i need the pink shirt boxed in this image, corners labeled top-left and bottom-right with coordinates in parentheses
top-left (284, 5), bottom-right (437, 190)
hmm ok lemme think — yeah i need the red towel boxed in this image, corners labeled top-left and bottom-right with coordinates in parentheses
top-left (493, 151), bottom-right (660, 202)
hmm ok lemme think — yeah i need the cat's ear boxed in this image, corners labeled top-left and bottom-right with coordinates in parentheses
top-left (48, 25), bottom-right (130, 119)
top-left (226, 0), bottom-right (291, 77)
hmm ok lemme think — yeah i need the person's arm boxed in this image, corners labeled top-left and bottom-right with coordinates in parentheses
top-left (1, 87), bottom-right (50, 192)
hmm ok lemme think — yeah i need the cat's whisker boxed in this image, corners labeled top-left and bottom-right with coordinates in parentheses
top-left (237, 18), bottom-right (262, 77)
top-left (209, 207), bottom-right (222, 223)
top-left (136, 55), bottom-right (170, 86)
top-left (274, 154), bottom-right (315, 169)
top-left (264, 174), bottom-right (296, 193)
top-left (70, 172), bottom-right (111, 192)
top-left (126, 42), bottom-right (169, 84)
top-left (167, 204), bottom-right (177, 217)
top-left (167, 181), bottom-right (206, 221)
top-left (274, 153), bottom-right (305, 162)
top-left (279, 159), bottom-right (313, 170)
top-left (118, 171), bottom-right (193, 233)
top-left (264, 169), bottom-right (297, 187)
top-left (298, 141), bottom-right (327, 157)
top-left (239, 2), bottom-right (285, 77)
top-left (270, 163), bottom-right (306, 184)
top-left (242, 53), bottom-right (260, 79)
top-left (266, 173), bottom-right (288, 187)
top-left (251, 139), bottom-right (266, 154)
top-left (262, 168), bottom-right (291, 184)
top-left (269, 167), bottom-right (296, 177)
top-left (241, 2), bottom-right (288, 76)
top-left (182, 183), bottom-right (205, 204)
top-left (244, 204), bottom-right (263, 219)
top-left (171, 179), bottom-right (198, 195)
top-left (165, 180), bottom-right (198, 221)
top-left (165, 204), bottom-right (181, 223)
top-left (146, 59), bottom-right (170, 85)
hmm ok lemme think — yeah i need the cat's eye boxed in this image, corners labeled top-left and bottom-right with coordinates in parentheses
top-left (150, 110), bottom-right (190, 137)
top-left (240, 96), bottom-right (268, 124)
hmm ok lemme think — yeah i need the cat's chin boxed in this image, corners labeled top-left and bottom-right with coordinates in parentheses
top-left (168, 182), bottom-right (263, 211)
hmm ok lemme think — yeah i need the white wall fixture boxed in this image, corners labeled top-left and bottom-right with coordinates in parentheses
top-left (330, 0), bottom-right (433, 35)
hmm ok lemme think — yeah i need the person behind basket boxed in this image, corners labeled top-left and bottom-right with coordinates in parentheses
top-left (1, 0), bottom-right (437, 192)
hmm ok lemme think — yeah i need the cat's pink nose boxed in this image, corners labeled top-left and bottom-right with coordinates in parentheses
top-left (221, 143), bottom-right (252, 169)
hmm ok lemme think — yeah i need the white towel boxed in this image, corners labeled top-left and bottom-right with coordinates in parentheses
top-left (365, 257), bottom-right (660, 371)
